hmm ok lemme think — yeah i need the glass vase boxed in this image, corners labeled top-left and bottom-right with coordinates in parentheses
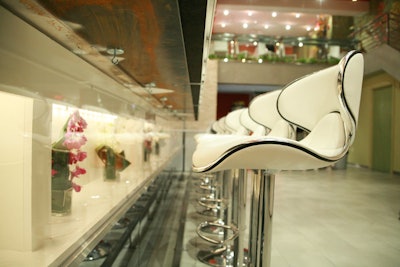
top-left (51, 187), bottom-right (73, 216)
top-left (103, 166), bottom-right (120, 181)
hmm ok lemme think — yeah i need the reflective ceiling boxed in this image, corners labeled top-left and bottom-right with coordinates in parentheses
top-left (213, 0), bottom-right (370, 39)
top-left (1, 0), bottom-right (211, 120)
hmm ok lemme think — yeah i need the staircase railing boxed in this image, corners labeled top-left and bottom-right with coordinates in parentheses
top-left (350, 12), bottom-right (400, 52)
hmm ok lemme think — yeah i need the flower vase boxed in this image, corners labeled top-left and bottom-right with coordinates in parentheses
top-left (103, 165), bottom-right (120, 181)
top-left (52, 187), bottom-right (73, 216)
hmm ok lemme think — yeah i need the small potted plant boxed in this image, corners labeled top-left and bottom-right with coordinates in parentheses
top-left (51, 110), bottom-right (87, 215)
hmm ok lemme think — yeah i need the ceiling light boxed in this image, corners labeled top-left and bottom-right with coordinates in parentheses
top-left (285, 25), bottom-right (291, 30)
top-left (243, 23), bottom-right (248, 29)
top-left (248, 11), bottom-right (253, 16)
top-left (253, 41), bottom-right (258, 46)
top-left (306, 26), bottom-right (312, 31)
top-left (223, 10), bottom-right (229, 16)
top-left (221, 23), bottom-right (226, 28)
top-left (295, 13), bottom-right (300, 18)
top-left (298, 42), bottom-right (304, 47)
top-left (264, 25), bottom-right (269, 29)
top-left (272, 12), bottom-right (277, 17)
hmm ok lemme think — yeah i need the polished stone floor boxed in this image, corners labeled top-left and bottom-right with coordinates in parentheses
top-left (180, 166), bottom-right (400, 267)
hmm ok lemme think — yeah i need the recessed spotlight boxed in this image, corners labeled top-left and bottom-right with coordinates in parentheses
top-left (272, 12), bottom-right (277, 17)
top-left (223, 10), bottom-right (229, 16)
top-left (221, 23), bottom-right (226, 28)
top-left (285, 25), bottom-right (291, 30)
top-left (243, 23), bottom-right (248, 29)
top-left (248, 11), bottom-right (253, 16)
top-left (264, 25), bottom-right (269, 29)
top-left (295, 13), bottom-right (300, 18)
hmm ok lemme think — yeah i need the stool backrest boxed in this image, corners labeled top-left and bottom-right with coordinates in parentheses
top-left (277, 50), bottom-right (364, 148)
top-left (239, 108), bottom-right (266, 136)
top-left (225, 108), bottom-right (249, 135)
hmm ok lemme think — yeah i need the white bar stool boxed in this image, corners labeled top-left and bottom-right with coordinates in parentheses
top-left (193, 51), bottom-right (364, 267)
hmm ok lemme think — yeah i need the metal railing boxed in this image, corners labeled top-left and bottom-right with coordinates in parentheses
top-left (350, 12), bottom-right (400, 52)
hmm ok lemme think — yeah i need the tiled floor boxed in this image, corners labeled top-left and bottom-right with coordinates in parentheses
top-left (180, 166), bottom-right (400, 267)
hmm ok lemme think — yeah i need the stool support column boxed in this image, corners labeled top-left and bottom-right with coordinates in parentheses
top-left (249, 170), bottom-right (275, 267)
top-left (233, 169), bottom-right (247, 266)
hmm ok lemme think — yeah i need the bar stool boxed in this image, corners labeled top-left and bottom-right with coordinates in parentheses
top-left (195, 108), bottom-right (250, 266)
top-left (192, 50), bottom-right (364, 267)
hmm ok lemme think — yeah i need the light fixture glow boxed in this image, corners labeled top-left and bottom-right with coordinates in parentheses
top-left (243, 23), bottom-right (248, 29)
top-left (248, 11), bottom-right (253, 16)
top-left (285, 25), bottom-right (291, 30)
top-left (296, 13), bottom-right (300, 18)
top-left (306, 26), bottom-right (312, 31)
top-left (272, 12), bottom-right (277, 17)
top-left (298, 42), bottom-right (304, 47)
top-left (223, 10), bottom-right (229, 16)
top-left (221, 23), bottom-right (226, 28)
top-left (264, 24), bottom-right (269, 29)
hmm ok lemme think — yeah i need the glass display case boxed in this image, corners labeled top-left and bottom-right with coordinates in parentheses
top-left (0, 5), bottom-right (184, 266)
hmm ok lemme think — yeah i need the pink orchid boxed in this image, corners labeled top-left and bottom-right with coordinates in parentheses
top-left (63, 132), bottom-right (87, 150)
top-left (68, 111), bottom-right (88, 132)
top-left (69, 151), bottom-right (87, 165)
top-left (71, 165), bottom-right (86, 179)
top-left (72, 183), bottom-right (82, 192)
top-left (52, 110), bottom-right (88, 193)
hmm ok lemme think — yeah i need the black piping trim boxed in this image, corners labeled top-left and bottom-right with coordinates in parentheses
top-left (339, 50), bottom-right (362, 126)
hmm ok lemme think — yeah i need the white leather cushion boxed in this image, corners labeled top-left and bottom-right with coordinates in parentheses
top-left (267, 119), bottom-right (293, 139)
top-left (278, 65), bottom-right (339, 131)
top-left (299, 112), bottom-right (345, 157)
